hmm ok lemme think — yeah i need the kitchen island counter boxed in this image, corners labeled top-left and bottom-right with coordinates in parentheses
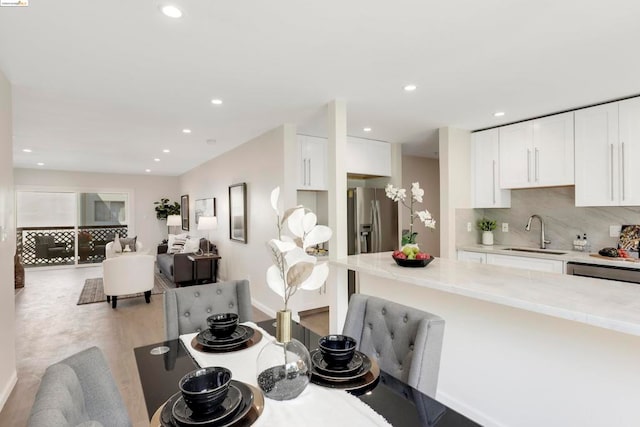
top-left (330, 252), bottom-right (640, 427)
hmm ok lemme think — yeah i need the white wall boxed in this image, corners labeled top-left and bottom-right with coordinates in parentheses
top-left (439, 127), bottom-right (471, 259)
top-left (402, 155), bottom-right (440, 257)
top-left (178, 125), bottom-right (297, 318)
top-left (0, 69), bottom-right (17, 411)
top-left (13, 169), bottom-right (179, 247)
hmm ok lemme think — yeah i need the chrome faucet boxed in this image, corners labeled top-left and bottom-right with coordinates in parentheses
top-left (525, 214), bottom-right (551, 249)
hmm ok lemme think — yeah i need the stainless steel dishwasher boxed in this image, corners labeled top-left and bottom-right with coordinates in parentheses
top-left (566, 262), bottom-right (640, 284)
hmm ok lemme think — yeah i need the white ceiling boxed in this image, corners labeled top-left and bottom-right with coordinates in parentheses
top-left (1, 0), bottom-right (639, 176)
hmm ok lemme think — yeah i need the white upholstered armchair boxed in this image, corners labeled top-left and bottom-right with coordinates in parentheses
top-left (102, 254), bottom-right (155, 308)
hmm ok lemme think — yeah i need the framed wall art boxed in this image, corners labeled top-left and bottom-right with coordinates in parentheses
top-left (228, 183), bottom-right (247, 243)
top-left (195, 198), bottom-right (216, 225)
top-left (181, 194), bottom-right (189, 231)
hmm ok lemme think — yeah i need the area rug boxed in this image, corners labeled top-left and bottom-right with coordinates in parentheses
top-left (77, 273), bottom-right (175, 305)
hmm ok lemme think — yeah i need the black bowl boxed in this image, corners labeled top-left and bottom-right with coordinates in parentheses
top-left (178, 367), bottom-right (232, 415)
top-left (318, 335), bottom-right (357, 367)
top-left (392, 255), bottom-right (434, 268)
top-left (207, 313), bottom-right (239, 338)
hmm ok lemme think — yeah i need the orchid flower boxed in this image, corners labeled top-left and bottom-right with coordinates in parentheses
top-left (385, 182), bottom-right (436, 241)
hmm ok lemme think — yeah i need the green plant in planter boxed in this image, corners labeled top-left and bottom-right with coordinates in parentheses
top-left (477, 217), bottom-right (497, 232)
top-left (154, 198), bottom-right (180, 220)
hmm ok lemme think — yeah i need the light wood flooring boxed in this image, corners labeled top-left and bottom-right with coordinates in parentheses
top-left (0, 266), bottom-right (328, 427)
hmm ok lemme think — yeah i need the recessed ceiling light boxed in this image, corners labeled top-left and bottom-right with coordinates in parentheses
top-left (363, 127), bottom-right (372, 132)
top-left (160, 5), bottom-right (182, 18)
top-left (154, 158), bottom-right (160, 162)
top-left (211, 99), bottom-right (223, 105)
top-left (37, 162), bottom-right (44, 166)
top-left (494, 111), bottom-right (506, 117)
top-left (182, 129), bottom-right (191, 134)
top-left (163, 149), bottom-right (170, 153)
top-left (145, 169), bottom-right (151, 173)
top-left (23, 148), bottom-right (32, 153)
top-left (403, 84), bottom-right (417, 92)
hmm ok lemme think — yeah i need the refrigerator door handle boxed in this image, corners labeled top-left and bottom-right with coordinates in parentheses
top-left (354, 190), bottom-right (361, 254)
top-left (372, 200), bottom-right (382, 253)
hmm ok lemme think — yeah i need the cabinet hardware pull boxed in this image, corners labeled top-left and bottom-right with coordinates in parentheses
top-left (621, 142), bottom-right (625, 201)
top-left (527, 149), bottom-right (531, 182)
top-left (610, 144), bottom-right (614, 201)
top-left (492, 160), bottom-right (496, 204)
top-left (308, 158), bottom-right (312, 186)
top-left (535, 148), bottom-right (540, 182)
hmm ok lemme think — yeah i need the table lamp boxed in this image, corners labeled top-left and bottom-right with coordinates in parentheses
top-left (197, 216), bottom-right (218, 255)
top-left (167, 215), bottom-right (181, 238)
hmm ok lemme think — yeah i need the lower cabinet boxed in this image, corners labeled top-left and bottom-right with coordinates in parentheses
top-left (485, 253), bottom-right (564, 274)
top-left (457, 250), bottom-right (564, 273)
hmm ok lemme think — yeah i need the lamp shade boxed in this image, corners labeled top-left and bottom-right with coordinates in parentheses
top-left (167, 215), bottom-right (181, 226)
top-left (198, 216), bottom-right (218, 231)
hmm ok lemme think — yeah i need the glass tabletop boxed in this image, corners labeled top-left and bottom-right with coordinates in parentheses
top-left (134, 320), bottom-right (479, 427)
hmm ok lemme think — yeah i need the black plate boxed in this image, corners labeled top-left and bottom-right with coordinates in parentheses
top-left (160, 380), bottom-right (254, 427)
top-left (311, 349), bottom-right (363, 377)
top-left (196, 325), bottom-right (255, 350)
top-left (311, 351), bottom-right (372, 382)
top-left (171, 384), bottom-right (242, 426)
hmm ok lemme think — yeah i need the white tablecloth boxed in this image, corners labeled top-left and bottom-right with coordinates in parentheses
top-left (179, 322), bottom-right (391, 427)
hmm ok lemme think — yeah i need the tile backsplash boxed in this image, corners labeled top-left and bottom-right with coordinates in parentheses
top-left (459, 186), bottom-right (640, 251)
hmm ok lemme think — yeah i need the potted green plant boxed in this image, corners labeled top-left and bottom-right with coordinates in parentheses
top-left (477, 217), bottom-right (497, 245)
top-left (154, 198), bottom-right (180, 220)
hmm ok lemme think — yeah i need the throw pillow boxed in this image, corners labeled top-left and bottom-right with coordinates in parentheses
top-left (120, 236), bottom-right (137, 252)
top-left (169, 234), bottom-right (188, 254)
top-left (112, 233), bottom-right (123, 253)
top-left (182, 237), bottom-right (201, 254)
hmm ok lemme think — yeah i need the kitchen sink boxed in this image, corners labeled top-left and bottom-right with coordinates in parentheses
top-left (502, 248), bottom-right (567, 255)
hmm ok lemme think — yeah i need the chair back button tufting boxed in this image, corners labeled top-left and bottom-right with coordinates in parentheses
top-left (194, 292), bottom-right (200, 297)
top-left (207, 308), bottom-right (212, 313)
top-left (216, 289), bottom-right (222, 295)
top-left (184, 312), bottom-right (190, 317)
top-left (403, 315), bottom-right (408, 323)
top-left (382, 308), bottom-right (387, 315)
top-left (390, 332), bottom-right (395, 339)
top-left (196, 328), bottom-right (201, 332)
top-left (229, 302), bottom-right (234, 308)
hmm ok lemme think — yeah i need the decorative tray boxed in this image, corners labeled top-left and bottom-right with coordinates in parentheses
top-left (191, 326), bottom-right (262, 353)
top-left (152, 381), bottom-right (264, 427)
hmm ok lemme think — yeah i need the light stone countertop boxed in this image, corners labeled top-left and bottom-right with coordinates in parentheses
top-left (458, 244), bottom-right (640, 269)
top-left (332, 252), bottom-right (640, 337)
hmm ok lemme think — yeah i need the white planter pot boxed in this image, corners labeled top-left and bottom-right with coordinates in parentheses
top-left (482, 231), bottom-right (494, 246)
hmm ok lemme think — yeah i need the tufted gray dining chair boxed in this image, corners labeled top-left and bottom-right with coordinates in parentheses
top-left (342, 294), bottom-right (445, 398)
top-left (164, 279), bottom-right (253, 340)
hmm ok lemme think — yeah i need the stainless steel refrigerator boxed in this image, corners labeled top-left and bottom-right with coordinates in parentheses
top-left (347, 187), bottom-right (398, 294)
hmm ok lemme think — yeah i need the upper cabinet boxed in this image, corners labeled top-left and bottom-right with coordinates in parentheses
top-left (575, 98), bottom-right (640, 206)
top-left (298, 135), bottom-right (327, 191)
top-left (346, 137), bottom-right (391, 177)
top-left (499, 112), bottom-right (574, 189)
top-left (471, 129), bottom-right (510, 208)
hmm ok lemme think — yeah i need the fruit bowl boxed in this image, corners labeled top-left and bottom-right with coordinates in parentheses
top-left (392, 255), bottom-right (434, 268)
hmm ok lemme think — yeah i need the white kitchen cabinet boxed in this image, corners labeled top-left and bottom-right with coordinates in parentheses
top-left (457, 250), bottom-right (487, 263)
top-left (346, 137), bottom-right (391, 177)
top-left (471, 129), bottom-right (511, 208)
top-left (499, 112), bottom-right (574, 189)
top-left (575, 98), bottom-right (640, 206)
top-left (485, 253), bottom-right (564, 273)
top-left (298, 135), bottom-right (327, 190)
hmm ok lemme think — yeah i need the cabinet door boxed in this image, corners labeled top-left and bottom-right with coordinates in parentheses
top-left (499, 122), bottom-right (534, 188)
top-left (346, 137), bottom-right (391, 177)
top-left (575, 103), bottom-right (619, 206)
top-left (618, 98), bottom-right (640, 206)
top-left (533, 112), bottom-right (574, 186)
top-left (486, 254), bottom-right (564, 273)
top-left (457, 250), bottom-right (487, 263)
top-left (298, 136), bottom-right (327, 190)
top-left (472, 129), bottom-right (510, 208)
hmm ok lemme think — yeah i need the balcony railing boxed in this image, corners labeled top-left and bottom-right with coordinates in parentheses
top-left (17, 225), bottom-right (129, 267)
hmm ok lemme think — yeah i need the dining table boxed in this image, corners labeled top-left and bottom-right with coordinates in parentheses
top-left (134, 319), bottom-right (480, 427)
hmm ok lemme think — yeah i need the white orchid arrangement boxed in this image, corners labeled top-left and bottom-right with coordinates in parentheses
top-left (385, 182), bottom-right (436, 244)
top-left (267, 187), bottom-right (333, 311)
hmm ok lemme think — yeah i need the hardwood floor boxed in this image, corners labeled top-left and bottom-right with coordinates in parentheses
top-left (0, 266), bottom-right (329, 427)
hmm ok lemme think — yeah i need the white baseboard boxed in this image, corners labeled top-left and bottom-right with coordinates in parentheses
top-left (436, 390), bottom-right (506, 427)
top-left (251, 300), bottom-right (300, 322)
top-left (0, 370), bottom-right (17, 412)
